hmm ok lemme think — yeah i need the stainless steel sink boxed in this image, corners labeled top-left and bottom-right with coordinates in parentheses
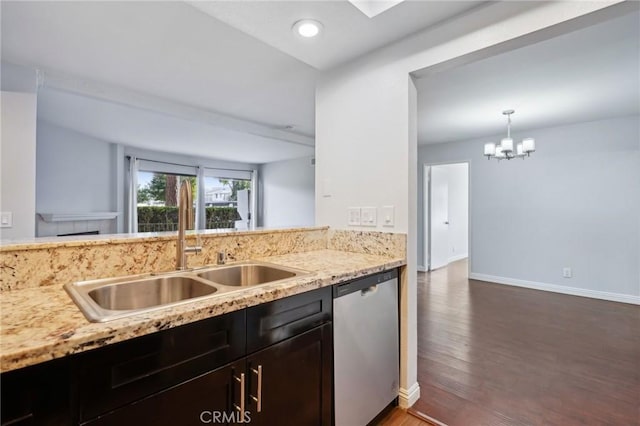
top-left (65, 275), bottom-right (219, 322)
top-left (65, 262), bottom-right (309, 323)
top-left (88, 276), bottom-right (218, 310)
top-left (196, 262), bottom-right (306, 287)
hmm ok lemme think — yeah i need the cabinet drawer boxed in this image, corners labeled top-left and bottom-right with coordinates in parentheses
top-left (82, 360), bottom-right (246, 426)
top-left (75, 310), bottom-right (245, 422)
top-left (246, 287), bottom-right (331, 354)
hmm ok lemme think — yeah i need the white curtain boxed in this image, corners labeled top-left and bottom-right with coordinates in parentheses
top-left (127, 156), bottom-right (139, 233)
top-left (196, 166), bottom-right (205, 230)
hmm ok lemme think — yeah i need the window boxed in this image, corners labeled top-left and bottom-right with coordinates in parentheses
top-left (203, 168), bottom-right (253, 230)
top-left (136, 171), bottom-right (196, 232)
top-left (128, 157), bottom-right (255, 233)
top-left (203, 176), bottom-right (251, 229)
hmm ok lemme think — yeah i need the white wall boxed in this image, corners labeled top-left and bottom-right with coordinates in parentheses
top-left (418, 116), bottom-right (640, 301)
top-left (1, 63), bottom-right (39, 240)
top-left (315, 0), bottom-right (625, 407)
top-left (37, 121), bottom-right (117, 213)
top-left (259, 156), bottom-right (314, 228)
top-left (0, 92), bottom-right (38, 240)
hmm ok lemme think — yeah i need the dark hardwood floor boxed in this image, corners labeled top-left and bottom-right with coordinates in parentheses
top-left (413, 259), bottom-right (640, 426)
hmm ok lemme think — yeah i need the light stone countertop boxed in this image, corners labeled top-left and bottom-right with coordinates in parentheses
top-left (0, 226), bottom-right (329, 251)
top-left (0, 249), bottom-right (405, 373)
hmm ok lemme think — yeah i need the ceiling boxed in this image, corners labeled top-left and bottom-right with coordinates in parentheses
top-left (37, 87), bottom-right (315, 164)
top-left (1, 0), bottom-right (481, 163)
top-left (0, 0), bottom-right (318, 137)
top-left (415, 9), bottom-right (640, 145)
top-left (1, 0), bottom-right (319, 160)
top-left (188, 1), bottom-right (481, 70)
top-left (3, 1), bottom-right (637, 158)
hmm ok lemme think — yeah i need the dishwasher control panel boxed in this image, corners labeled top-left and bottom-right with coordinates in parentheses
top-left (333, 269), bottom-right (398, 298)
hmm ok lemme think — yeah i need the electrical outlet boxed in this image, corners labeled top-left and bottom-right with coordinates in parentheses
top-left (347, 207), bottom-right (361, 226)
top-left (562, 267), bottom-right (572, 278)
top-left (361, 207), bottom-right (377, 227)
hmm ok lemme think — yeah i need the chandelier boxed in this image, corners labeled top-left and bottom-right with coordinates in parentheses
top-left (484, 110), bottom-right (535, 160)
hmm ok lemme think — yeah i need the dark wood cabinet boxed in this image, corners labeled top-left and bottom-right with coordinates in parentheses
top-left (1, 286), bottom-right (333, 425)
top-left (75, 310), bottom-right (245, 422)
top-left (245, 323), bottom-right (332, 426)
top-left (0, 357), bottom-right (71, 426)
top-left (246, 286), bottom-right (332, 353)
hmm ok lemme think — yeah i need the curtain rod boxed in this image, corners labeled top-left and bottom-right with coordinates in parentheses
top-left (125, 156), bottom-right (254, 174)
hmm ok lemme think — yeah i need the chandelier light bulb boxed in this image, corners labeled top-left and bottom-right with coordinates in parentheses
top-left (484, 142), bottom-right (496, 157)
top-left (523, 138), bottom-right (536, 153)
top-left (501, 138), bottom-right (513, 153)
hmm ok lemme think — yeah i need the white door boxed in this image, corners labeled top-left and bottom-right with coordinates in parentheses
top-left (430, 166), bottom-right (449, 270)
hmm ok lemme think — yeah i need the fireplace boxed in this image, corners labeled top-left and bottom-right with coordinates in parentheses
top-left (36, 213), bottom-right (118, 237)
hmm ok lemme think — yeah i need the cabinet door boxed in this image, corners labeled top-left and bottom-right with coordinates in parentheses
top-left (245, 324), bottom-right (332, 426)
top-left (83, 359), bottom-right (246, 426)
top-left (0, 358), bottom-right (71, 426)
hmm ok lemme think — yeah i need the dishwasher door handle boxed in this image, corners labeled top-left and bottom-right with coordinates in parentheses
top-left (361, 285), bottom-right (378, 296)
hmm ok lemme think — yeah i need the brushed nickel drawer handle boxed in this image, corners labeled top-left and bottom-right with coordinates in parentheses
top-left (233, 372), bottom-right (246, 416)
top-left (250, 365), bottom-right (263, 412)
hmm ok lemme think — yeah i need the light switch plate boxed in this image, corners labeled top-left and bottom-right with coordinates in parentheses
top-left (322, 178), bottom-right (332, 198)
top-left (0, 212), bottom-right (12, 228)
top-left (347, 207), bottom-right (361, 226)
top-left (381, 205), bottom-right (394, 227)
top-left (361, 207), bottom-right (377, 227)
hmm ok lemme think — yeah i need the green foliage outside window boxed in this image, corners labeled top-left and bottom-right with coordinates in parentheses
top-left (137, 206), bottom-right (239, 232)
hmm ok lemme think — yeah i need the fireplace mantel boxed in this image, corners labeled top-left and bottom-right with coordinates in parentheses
top-left (38, 212), bottom-right (119, 223)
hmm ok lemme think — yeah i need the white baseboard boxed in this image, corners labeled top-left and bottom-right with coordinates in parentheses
top-left (448, 253), bottom-right (468, 263)
top-left (398, 382), bottom-right (421, 409)
top-left (418, 255), bottom-right (467, 273)
top-left (469, 273), bottom-right (640, 305)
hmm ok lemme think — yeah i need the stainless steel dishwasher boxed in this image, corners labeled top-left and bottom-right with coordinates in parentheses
top-left (333, 269), bottom-right (399, 426)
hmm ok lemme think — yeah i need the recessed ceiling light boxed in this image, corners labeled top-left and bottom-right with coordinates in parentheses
top-left (292, 19), bottom-right (323, 38)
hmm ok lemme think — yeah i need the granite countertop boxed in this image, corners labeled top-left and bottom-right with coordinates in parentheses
top-left (0, 226), bottom-right (329, 251)
top-left (0, 249), bottom-right (405, 373)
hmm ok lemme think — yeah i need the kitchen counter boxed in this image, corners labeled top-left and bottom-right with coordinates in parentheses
top-left (0, 249), bottom-right (405, 373)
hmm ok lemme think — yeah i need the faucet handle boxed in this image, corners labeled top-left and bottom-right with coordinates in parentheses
top-left (184, 233), bottom-right (202, 255)
top-left (217, 250), bottom-right (226, 265)
top-left (194, 233), bottom-right (202, 253)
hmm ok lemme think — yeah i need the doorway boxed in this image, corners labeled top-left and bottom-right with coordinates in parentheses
top-left (423, 162), bottom-right (469, 271)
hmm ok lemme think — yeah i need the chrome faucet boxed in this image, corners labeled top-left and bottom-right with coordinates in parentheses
top-left (176, 180), bottom-right (202, 270)
top-left (217, 250), bottom-right (226, 265)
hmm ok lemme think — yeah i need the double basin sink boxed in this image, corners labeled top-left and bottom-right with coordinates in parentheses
top-left (65, 262), bottom-right (309, 322)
